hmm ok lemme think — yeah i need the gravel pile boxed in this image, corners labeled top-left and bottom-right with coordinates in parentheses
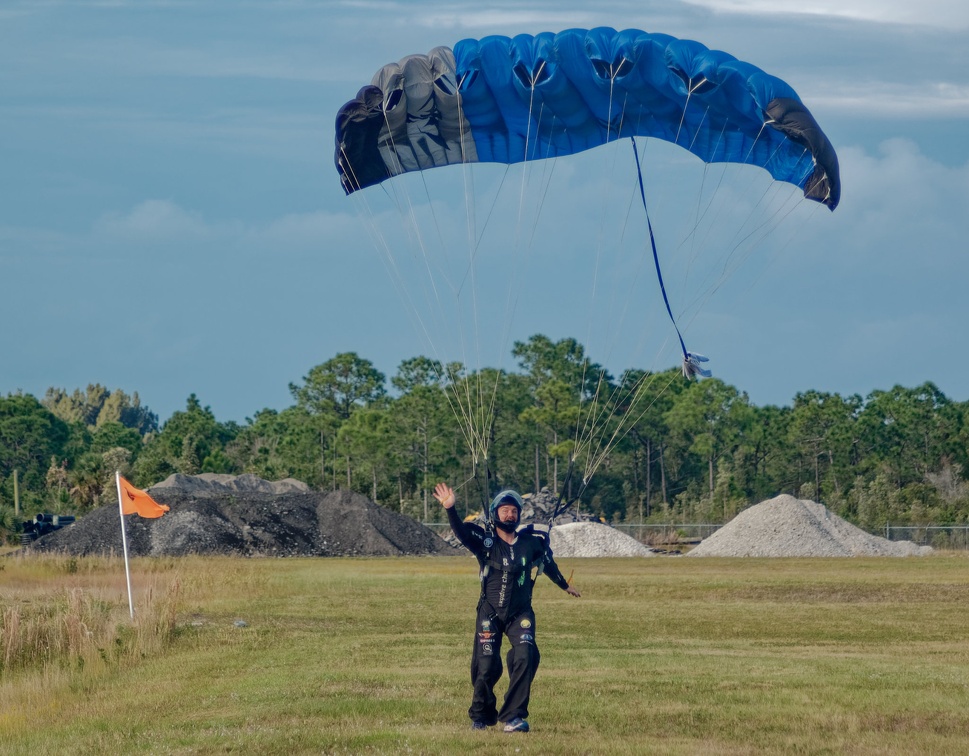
top-left (152, 472), bottom-right (310, 495)
top-left (25, 475), bottom-right (459, 558)
top-left (520, 488), bottom-right (600, 526)
top-left (687, 494), bottom-right (933, 557)
top-left (550, 522), bottom-right (657, 557)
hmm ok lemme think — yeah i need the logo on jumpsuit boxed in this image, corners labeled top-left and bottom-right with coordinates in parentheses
top-left (520, 619), bottom-right (532, 629)
top-left (483, 537), bottom-right (494, 548)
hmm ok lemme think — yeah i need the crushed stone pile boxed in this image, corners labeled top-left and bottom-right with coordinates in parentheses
top-left (687, 494), bottom-right (933, 557)
top-left (520, 488), bottom-right (600, 526)
top-left (26, 475), bottom-right (459, 558)
top-left (152, 472), bottom-right (310, 495)
top-left (549, 522), bottom-right (657, 557)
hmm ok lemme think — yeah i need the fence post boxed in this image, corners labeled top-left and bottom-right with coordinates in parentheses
top-left (885, 521), bottom-right (889, 539)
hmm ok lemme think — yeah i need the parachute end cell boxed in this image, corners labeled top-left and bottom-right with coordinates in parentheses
top-left (764, 98), bottom-right (841, 211)
top-left (682, 353), bottom-right (712, 380)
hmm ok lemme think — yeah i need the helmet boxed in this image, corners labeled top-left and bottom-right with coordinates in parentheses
top-left (489, 490), bottom-right (523, 521)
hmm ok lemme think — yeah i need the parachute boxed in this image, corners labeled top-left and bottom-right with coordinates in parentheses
top-left (333, 27), bottom-right (840, 511)
top-left (335, 28), bottom-right (839, 208)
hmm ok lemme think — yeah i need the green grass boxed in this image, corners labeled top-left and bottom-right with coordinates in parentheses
top-left (3, 553), bottom-right (969, 754)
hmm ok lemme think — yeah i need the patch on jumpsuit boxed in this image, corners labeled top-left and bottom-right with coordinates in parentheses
top-left (478, 629), bottom-right (495, 656)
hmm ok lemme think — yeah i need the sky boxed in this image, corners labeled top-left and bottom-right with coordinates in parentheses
top-left (2, 0), bottom-right (967, 424)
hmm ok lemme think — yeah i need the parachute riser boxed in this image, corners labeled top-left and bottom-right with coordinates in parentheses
top-left (547, 457), bottom-right (590, 526)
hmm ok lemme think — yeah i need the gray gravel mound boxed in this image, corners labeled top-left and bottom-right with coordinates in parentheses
top-left (550, 522), bottom-right (657, 557)
top-left (152, 472), bottom-right (310, 495)
top-left (26, 477), bottom-right (459, 557)
top-left (687, 494), bottom-right (933, 557)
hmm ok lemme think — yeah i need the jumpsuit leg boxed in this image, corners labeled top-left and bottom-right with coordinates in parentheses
top-left (497, 610), bottom-right (540, 723)
top-left (468, 606), bottom-right (503, 725)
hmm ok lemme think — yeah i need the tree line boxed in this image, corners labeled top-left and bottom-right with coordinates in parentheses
top-left (2, 334), bottom-right (968, 542)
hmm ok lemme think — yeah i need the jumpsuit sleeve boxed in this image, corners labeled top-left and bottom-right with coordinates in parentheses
top-left (542, 545), bottom-right (571, 590)
top-left (446, 506), bottom-right (486, 556)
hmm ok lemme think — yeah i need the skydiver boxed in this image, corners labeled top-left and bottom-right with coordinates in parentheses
top-left (433, 482), bottom-right (580, 734)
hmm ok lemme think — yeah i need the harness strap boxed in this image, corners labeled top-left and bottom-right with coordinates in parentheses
top-left (479, 524), bottom-right (550, 591)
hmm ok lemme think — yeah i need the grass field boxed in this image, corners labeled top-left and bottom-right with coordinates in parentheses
top-left (3, 551), bottom-right (969, 754)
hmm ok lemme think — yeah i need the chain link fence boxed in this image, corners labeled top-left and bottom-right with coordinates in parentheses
top-left (611, 524), bottom-right (722, 547)
top-left (882, 525), bottom-right (969, 550)
top-left (425, 521), bottom-right (969, 550)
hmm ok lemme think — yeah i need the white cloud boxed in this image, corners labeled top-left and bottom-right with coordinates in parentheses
top-left (683, 0), bottom-right (969, 29)
top-left (413, 9), bottom-right (600, 30)
top-left (807, 81), bottom-right (969, 118)
top-left (89, 201), bottom-right (363, 258)
top-left (257, 209), bottom-right (362, 248)
top-left (838, 139), bottom-right (967, 237)
top-left (95, 199), bottom-right (214, 240)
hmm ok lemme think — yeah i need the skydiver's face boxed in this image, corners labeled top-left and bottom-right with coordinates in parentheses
top-left (497, 504), bottom-right (519, 524)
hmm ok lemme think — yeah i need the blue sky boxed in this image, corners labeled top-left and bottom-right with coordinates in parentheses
top-left (2, 0), bottom-right (967, 423)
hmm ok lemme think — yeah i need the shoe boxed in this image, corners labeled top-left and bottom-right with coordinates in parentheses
top-left (471, 721), bottom-right (488, 731)
top-left (503, 717), bottom-right (529, 733)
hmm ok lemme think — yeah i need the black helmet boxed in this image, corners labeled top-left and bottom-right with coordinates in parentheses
top-left (489, 490), bottom-right (523, 521)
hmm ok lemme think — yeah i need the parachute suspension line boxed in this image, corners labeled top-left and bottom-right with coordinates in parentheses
top-left (581, 368), bottom-right (679, 486)
top-left (568, 83), bottom-right (638, 490)
top-left (451, 90), bottom-right (518, 468)
top-left (728, 180), bottom-right (813, 283)
top-left (351, 182), bottom-right (484, 465)
top-left (523, 117), bottom-right (563, 250)
top-left (743, 122), bottom-right (770, 167)
top-left (682, 182), bottom-right (808, 341)
top-left (675, 119), bottom-right (755, 334)
top-left (377, 107), bottom-right (490, 466)
top-left (631, 136), bottom-right (711, 380)
top-left (376, 111), bottom-right (448, 313)
top-left (338, 146), bottom-right (366, 199)
top-left (684, 119), bottom-right (730, 257)
top-left (571, 360), bottom-right (684, 493)
top-left (571, 107), bottom-right (679, 498)
top-left (517, 72), bottom-right (542, 227)
top-left (673, 77), bottom-right (706, 148)
top-left (452, 83), bottom-right (486, 462)
top-left (580, 356), bottom-right (677, 487)
top-left (684, 105), bottom-right (711, 156)
top-left (676, 125), bottom-right (798, 335)
top-left (573, 87), bottom-right (623, 458)
top-left (549, 456), bottom-right (587, 524)
top-left (589, 368), bottom-right (682, 480)
top-left (456, 165), bottom-right (512, 295)
top-left (524, 154), bottom-right (559, 251)
top-left (698, 136), bottom-right (808, 301)
top-left (350, 162), bottom-right (447, 368)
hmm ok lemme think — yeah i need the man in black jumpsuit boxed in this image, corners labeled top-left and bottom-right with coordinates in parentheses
top-left (434, 483), bottom-right (581, 733)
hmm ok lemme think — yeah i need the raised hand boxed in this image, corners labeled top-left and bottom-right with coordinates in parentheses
top-left (433, 482), bottom-right (456, 509)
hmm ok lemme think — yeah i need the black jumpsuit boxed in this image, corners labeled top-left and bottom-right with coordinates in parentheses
top-left (446, 506), bottom-right (571, 725)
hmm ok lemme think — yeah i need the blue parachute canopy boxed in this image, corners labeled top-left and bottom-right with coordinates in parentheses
top-left (335, 27), bottom-right (840, 209)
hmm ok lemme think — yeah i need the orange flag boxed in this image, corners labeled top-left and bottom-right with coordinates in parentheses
top-left (118, 476), bottom-right (169, 518)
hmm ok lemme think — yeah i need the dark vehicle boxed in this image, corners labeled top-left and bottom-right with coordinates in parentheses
top-left (20, 513), bottom-right (76, 546)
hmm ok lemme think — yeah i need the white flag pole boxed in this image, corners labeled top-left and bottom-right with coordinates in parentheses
top-left (116, 470), bottom-right (135, 619)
